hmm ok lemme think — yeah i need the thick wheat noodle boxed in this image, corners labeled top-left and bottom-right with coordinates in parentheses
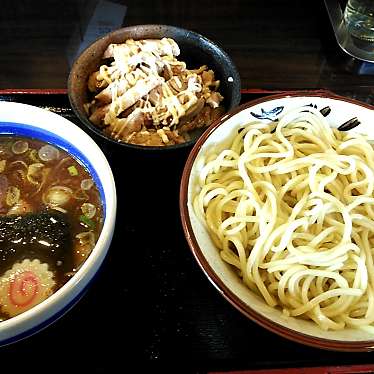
top-left (193, 105), bottom-right (374, 331)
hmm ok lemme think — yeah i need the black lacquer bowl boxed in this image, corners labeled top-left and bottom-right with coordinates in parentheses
top-left (68, 24), bottom-right (241, 152)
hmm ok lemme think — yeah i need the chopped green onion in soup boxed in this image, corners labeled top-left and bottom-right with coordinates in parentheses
top-left (79, 215), bottom-right (95, 229)
top-left (27, 163), bottom-right (45, 185)
top-left (0, 160), bottom-right (6, 173)
top-left (81, 179), bottom-right (94, 190)
top-left (29, 149), bottom-right (40, 163)
top-left (44, 186), bottom-right (73, 207)
top-left (11, 140), bottom-right (29, 155)
top-left (6, 186), bottom-right (20, 206)
top-left (67, 165), bottom-right (78, 176)
top-left (38, 145), bottom-right (59, 162)
top-left (81, 202), bottom-right (96, 218)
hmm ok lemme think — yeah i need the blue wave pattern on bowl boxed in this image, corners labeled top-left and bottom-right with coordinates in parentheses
top-left (250, 103), bottom-right (360, 132)
top-left (250, 106), bottom-right (284, 121)
top-left (0, 122), bottom-right (106, 214)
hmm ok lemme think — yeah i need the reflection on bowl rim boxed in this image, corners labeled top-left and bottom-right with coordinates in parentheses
top-left (0, 101), bottom-right (116, 345)
top-left (180, 90), bottom-right (374, 352)
top-left (68, 24), bottom-right (241, 152)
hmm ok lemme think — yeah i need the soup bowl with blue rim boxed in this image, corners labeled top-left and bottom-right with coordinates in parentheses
top-left (0, 101), bottom-right (116, 345)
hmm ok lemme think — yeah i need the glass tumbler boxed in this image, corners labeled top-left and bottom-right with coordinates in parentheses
top-left (344, 0), bottom-right (374, 41)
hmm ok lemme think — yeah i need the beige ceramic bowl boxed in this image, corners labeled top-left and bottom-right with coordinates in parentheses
top-left (180, 91), bottom-right (374, 351)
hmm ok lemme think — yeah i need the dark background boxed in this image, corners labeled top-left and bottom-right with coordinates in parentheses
top-left (0, 0), bottom-right (373, 98)
top-left (1, 0), bottom-right (374, 372)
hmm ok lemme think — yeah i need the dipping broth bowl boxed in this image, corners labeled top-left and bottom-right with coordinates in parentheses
top-left (68, 24), bottom-right (241, 152)
top-left (0, 101), bottom-right (116, 345)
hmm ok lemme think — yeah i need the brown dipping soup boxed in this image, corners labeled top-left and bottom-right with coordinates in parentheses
top-left (0, 136), bottom-right (103, 320)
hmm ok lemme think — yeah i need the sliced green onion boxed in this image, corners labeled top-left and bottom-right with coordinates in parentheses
top-left (68, 165), bottom-right (78, 176)
top-left (81, 179), bottom-right (93, 190)
top-left (44, 185), bottom-right (72, 206)
top-left (79, 215), bottom-right (95, 229)
top-left (81, 203), bottom-right (96, 219)
top-left (12, 140), bottom-right (29, 155)
top-left (38, 145), bottom-right (59, 162)
top-left (29, 149), bottom-right (40, 163)
top-left (6, 186), bottom-right (20, 206)
top-left (0, 160), bottom-right (6, 173)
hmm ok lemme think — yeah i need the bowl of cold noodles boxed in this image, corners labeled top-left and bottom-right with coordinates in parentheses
top-left (180, 91), bottom-right (374, 351)
top-left (68, 24), bottom-right (240, 151)
top-left (0, 101), bottom-right (116, 345)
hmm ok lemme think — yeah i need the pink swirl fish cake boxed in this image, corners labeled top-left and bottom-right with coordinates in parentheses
top-left (0, 259), bottom-right (55, 317)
